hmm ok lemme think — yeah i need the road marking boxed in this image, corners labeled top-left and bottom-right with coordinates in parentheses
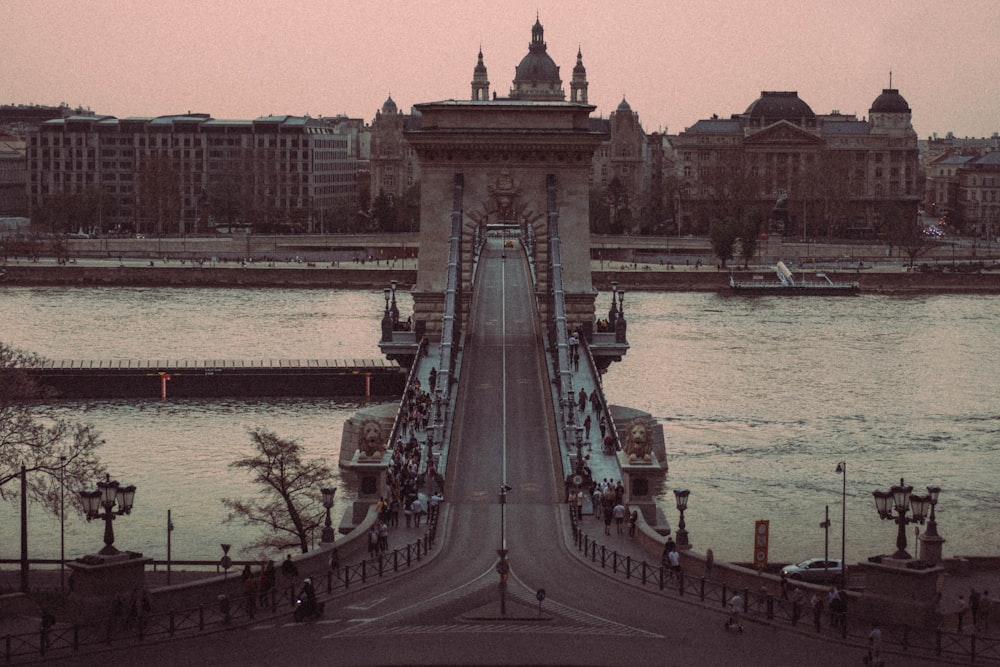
top-left (344, 597), bottom-right (387, 611)
top-left (476, 382), bottom-right (493, 390)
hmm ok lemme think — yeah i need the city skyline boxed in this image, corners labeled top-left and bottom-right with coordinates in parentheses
top-left (4, 1), bottom-right (999, 139)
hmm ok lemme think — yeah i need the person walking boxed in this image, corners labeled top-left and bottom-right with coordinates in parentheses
top-left (612, 501), bottom-right (626, 534)
top-left (628, 509), bottom-right (638, 538)
top-left (411, 496), bottom-right (424, 527)
top-left (956, 594), bottom-right (968, 632)
top-left (811, 592), bottom-right (824, 633)
top-left (668, 548), bottom-right (681, 580)
top-left (584, 415), bottom-right (592, 439)
top-left (578, 388), bottom-right (587, 412)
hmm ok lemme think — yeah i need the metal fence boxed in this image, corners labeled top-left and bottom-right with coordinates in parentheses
top-left (3, 517), bottom-right (439, 664)
top-left (570, 516), bottom-right (1000, 665)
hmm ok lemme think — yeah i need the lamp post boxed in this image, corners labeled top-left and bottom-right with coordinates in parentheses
top-left (80, 473), bottom-right (136, 556)
top-left (59, 456), bottom-right (66, 591)
top-left (835, 461), bottom-right (846, 589)
top-left (321, 486), bottom-right (337, 544)
top-left (389, 279), bottom-right (399, 328)
top-left (871, 477), bottom-right (931, 560)
top-left (673, 489), bottom-right (691, 549)
top-left (608, 281), bottom-right (618, 327)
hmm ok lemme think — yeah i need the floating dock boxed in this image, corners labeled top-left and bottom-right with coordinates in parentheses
top-left (25, 358), bottom-right (406, 399)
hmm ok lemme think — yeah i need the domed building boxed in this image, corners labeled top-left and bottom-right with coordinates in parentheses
top-left (672, 86), bottom-right (919, 237)
top-left (509, 18), bottom-right (564, 101)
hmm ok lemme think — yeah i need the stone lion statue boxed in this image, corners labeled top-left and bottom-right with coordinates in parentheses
top-left (623, 418), bottom-right (653, 464)
top-left (357, 418), bottom-right (385, 459)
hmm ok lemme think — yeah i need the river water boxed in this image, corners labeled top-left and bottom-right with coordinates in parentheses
top-left (1, 286), bottom-right (998, 567)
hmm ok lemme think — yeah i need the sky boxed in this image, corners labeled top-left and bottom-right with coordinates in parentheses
top-left (3, 1), bottom-right (999, 139)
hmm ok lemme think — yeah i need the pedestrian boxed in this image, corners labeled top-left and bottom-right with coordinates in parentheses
top-left (790, 586), bottom-right (805, 626)
top-left (612, 501), bottom-right (626, 534)
top-left (411, 496), bottom-right (424, 527)
top-left (281, 554), bottom-right (298, 583)
top-left (575, 488), bottom-right (584, 519)
top-left (603, 503), bottom-right (613, 535)
top-left (668, 547), bottom-right (681, 580)
top-left (584, 415), bottom-right (592, 439)
top-left (328, 548), bottom-right (340, 577)
top-left (430, 491), bottom-right (443, 521)
top-left (259, 560), bottom-right (275, 605)
top-left (628, 509), bottom-right (638, 538)
top-left (367, 525), bottom-right (378, 556)
top-left (780, 571), bottom-right (789, 599)
top-left (865, 622), bottom-right (883, 666)
top-left (589, 389), bottom-right (599, 413)
top-left (599, 415), bottom-right (607, 439)
top-left (704, 548), bottom-right (714, 580)
top-left (956, 594), bottom-right (968, 632)
top-left (378, 519), bottom-right (389, 552)
top-left (592, 488), bottom-right (602, 520)
top-left (243, 568), bottom-right (257, 616)
top-left (578, 388), bottom-right (587, 412)
top-left (811, 592), bottom-right (824, 633)
top-left (980, 590), bottom-right (992, 631)
top-left (404, 498), bottom-right (413, 527)
top-left (970, 588), bottom-right (981, 628)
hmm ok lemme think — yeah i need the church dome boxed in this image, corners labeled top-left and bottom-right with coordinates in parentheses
top-left (381, 96), bottom-right (398, 114)
top-left (617, 97), bottom-right (633, 112)
top-left (744, 91), bottom-right (815, 121)
top-left (510, 18), bottom-right (564, 100)
top-left (870, 88), bottom-right (910, 114)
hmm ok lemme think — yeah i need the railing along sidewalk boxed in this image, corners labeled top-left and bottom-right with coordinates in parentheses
top-left (568, 511), bottom-right (1000, 665)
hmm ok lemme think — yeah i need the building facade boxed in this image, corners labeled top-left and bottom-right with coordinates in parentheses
top-left (671, 88), bottom-right (920, 237)
top-left (27, 113), bottom-right (354, 235)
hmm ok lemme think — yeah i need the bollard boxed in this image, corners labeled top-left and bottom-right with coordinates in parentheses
top-left (625, 556), bottom-right (631, 579)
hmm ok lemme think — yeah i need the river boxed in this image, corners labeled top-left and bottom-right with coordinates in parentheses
top-left (1, 286), bottom-right (998, 567)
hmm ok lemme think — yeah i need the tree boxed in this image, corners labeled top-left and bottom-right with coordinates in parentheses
top-left (709, 217), bottom-right (740, 268)
top-left (137, 152), bottom-right (181, 235)
top-left (738, 207), bottom-right (764, 268)
top-left (0, 343), bottom-right (105, 517)
top-left (222, 428), bottom-right (335, 554)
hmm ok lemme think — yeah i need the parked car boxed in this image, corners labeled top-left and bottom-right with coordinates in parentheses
top-left (780, 558), bottom-right (845, 583)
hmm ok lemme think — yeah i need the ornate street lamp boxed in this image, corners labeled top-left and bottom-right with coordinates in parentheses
top-left (872, 477), bottom-right (930, 559)
top-left (673, 489), bottom-right (691, 548)
top-left (389, 280), bottom-right (399, 327)
top-left (321, 486), bottom-right (337, 544)
top-left (80, 473), bottom-right (136, 556)
top-left (835, 461), bottom-right (847, 588)
top-left (608, 281), bottom-right (618, 326)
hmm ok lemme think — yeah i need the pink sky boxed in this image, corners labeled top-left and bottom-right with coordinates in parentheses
top-left (4, 1), bottom-right (998, 139)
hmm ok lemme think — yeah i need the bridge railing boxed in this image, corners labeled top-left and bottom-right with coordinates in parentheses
top-left (2, 513), bottom-right (442, 663)
top-left (569, 515), bottom-right (1000, 664)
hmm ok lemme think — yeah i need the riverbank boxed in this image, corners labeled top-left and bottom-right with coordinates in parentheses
top-left (4, 258), bottom-right (1000, 293)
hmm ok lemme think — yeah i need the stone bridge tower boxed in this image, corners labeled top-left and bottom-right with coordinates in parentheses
top-left (406, 20), bottom-right (605, 335)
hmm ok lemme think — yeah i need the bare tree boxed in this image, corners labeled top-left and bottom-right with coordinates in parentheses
top-left (0, 343), bottom-right (105, 516)
top-left (222, 428), bottom-right (335, 555)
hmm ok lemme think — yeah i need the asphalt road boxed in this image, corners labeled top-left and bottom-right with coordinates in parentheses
top-left (52, 241), bottom-right (948, 666)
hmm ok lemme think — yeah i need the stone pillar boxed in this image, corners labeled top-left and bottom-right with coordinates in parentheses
top-left (66, 552), bottom-right (153, 621)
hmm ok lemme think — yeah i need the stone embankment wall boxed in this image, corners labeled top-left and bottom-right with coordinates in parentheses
top-left (6, 263), bottom-right (1000, 293)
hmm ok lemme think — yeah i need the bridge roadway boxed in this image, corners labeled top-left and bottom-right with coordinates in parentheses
top-left (53, 240), bottom-right (944, 665)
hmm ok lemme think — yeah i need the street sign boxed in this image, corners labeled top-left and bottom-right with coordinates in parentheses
top-left (753, 520), bottom-right (769, 570)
